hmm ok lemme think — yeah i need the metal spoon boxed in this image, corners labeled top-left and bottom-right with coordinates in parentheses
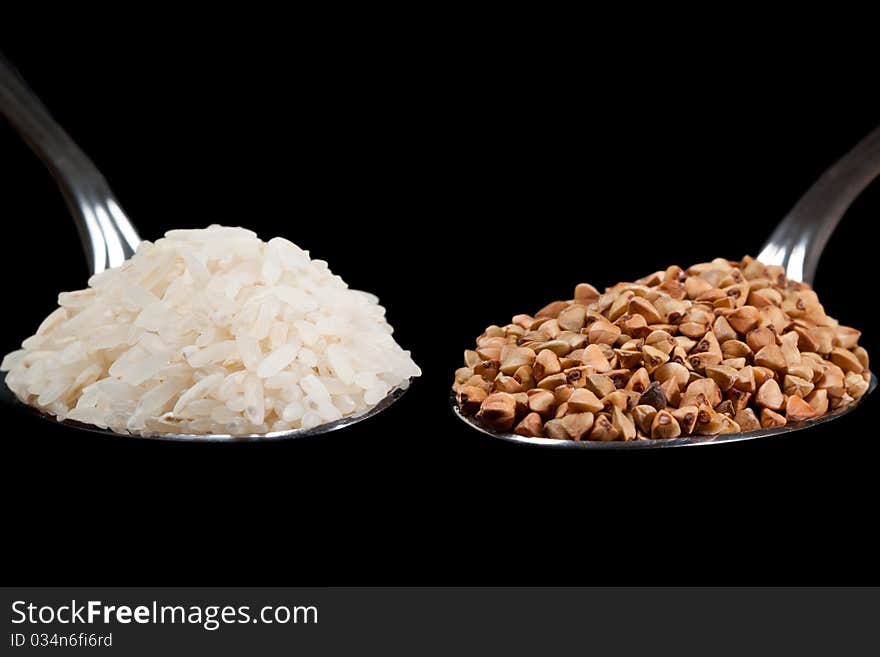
top-left (452, 126), bottom-right (879, 448)
top-left (0, 53), bottom-right (412, 441)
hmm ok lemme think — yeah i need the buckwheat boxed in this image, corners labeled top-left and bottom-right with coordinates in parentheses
top-left (455, 256), bottom-right (869, 440)
top-left (651, 410), bottom-right (681, 439)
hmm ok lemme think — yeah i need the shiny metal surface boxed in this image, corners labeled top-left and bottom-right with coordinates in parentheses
top-left (0, 52), bottom-right (140, 275)
top-left (0, 51), bottom-right (411, 441)
top-left (453, 122), bottom-right (880, 448)
top-left (757, 125), bottom-right (880, 284)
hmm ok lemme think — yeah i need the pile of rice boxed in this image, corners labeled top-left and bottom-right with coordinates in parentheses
top-left (1, 226), bottom-right (420, 435)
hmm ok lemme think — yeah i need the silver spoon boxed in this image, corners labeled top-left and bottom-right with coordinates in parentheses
top-left (0, 53), bottom-right (412, 441)
top-left (452, 126), bottom-right (879, 448)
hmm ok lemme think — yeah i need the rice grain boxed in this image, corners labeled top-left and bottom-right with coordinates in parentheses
top-left (2, 226), bottom-right (420, 435)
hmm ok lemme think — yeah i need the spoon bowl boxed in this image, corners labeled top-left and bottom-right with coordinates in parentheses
top-left (2, 377), bottom-right (413, 442)
top-left (451, 374), bottom-right (875, 449)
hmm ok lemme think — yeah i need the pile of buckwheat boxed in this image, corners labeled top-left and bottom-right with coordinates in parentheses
top-left (453, 257), bottom-right (871, 441)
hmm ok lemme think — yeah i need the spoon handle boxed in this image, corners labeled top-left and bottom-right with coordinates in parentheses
top-left (759, 125), bottom-right (880, 285)
top-left (0, 52), bottom-right (140, 276)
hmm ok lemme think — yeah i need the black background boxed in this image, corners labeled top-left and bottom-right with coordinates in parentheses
top-left (1, 34), bottom-right (878, 585)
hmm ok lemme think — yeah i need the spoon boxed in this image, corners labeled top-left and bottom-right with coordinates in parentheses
top-left (452, 126), bottom-right (879, 448)
top-left (0, 53), bottom-right (412, 441)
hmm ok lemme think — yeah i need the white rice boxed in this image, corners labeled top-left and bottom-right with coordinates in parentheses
top-left (1, 225), bottom-right (420, 435)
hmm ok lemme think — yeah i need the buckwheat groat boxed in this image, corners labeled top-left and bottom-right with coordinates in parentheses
top-left (453, 257), bottom-right (870, 441)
